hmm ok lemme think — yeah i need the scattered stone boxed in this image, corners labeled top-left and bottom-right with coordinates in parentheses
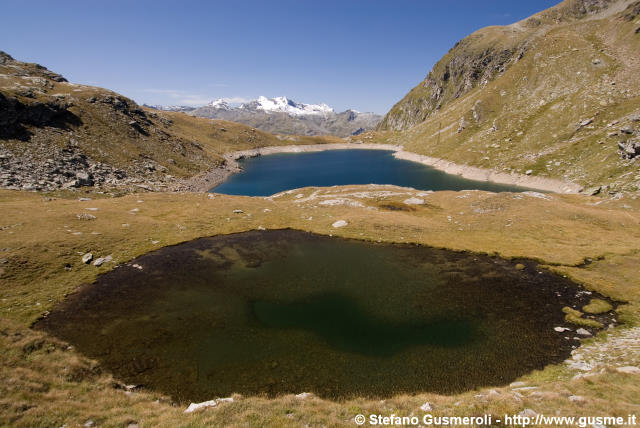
top-left (618, 139), bottom-right (640, 159)
top-left (332, 220), bottom-right (348, 228)
top-left (84, 421), bottom-right (95, 428)
top-left (403, 197), bottom-right (425, 205)
top-left (81, 253), bottom-right (93, 264)
top-left (420, 402), bottom-right (432, 412)
top-left (93, 255), bottom-right (112, 267)
top-left (616, 366), bottom-right (640, 374)
top-left (555, 326), bottom-right (570, 332)
top-left (620, 127), bottom-right (634, 134)
top-left (84, 207), bottom-right (99, 211)
top-left (233, 209), bottom-right (243, 214)
top-left (519, 409), bottom-right (538, 418)
top-left (525, 170), bottom-right (533, 175)
top-left (78, 197), bottom-right (92, 201)
top-left (295, 392), bottom-right (312, 399)
top-left (184, 400), bottom-right (218, 413)
top-left (76, 213), bottom-right (96, 220)
top-left (151, 240), bottom-right (159, 245)
top-left (576, 328), bottom-right (591, 336)
top-left (510, 381), bottom-right (526, 388)
top-left (577, 118), bottom-right (593, 130)
top-left (583, 186), bottom-right (601, 196)
top-left (569, 395), bottom-right (585, 403)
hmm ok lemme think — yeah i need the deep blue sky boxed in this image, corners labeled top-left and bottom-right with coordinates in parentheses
top-left (1, 0), bottom-right (560, 113)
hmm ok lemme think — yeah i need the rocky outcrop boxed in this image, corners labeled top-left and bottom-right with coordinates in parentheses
top-left (0, 92), bottom-right (80, 139)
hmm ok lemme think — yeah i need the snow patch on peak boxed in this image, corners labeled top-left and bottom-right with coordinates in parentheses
top-left (247, 96), bottom-right (334, 116)
top-left (207, 98), bottom-right (231, 109)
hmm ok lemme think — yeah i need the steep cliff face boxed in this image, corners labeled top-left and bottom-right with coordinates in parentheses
top-left (369, 0), bottom-right (640, 193)
top-left (378, 0), bottom-right (619, 131)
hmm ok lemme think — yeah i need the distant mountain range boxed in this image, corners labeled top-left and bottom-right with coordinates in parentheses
top-left (144, 96), bottom-right (381, 137)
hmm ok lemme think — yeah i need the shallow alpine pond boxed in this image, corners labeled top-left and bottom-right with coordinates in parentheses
top-left (36, 230), bottom-right (615, 401)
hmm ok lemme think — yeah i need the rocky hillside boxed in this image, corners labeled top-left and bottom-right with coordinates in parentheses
top-left (0, 52), bottom-right (338, 192)
top-left (175, 96), bottom-right (381, 137)
top-left (372, 0), bottom-right (640, 194)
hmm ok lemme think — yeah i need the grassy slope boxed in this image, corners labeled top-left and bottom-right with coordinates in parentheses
top-left (0, 54), bottom-right (339, 186)
top-left (1, 188), bottom-right (639, 426)
top-left (371, 0), bottom-right (640, 192)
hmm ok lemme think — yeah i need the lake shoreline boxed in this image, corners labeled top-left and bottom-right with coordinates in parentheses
top-left (187, 143), bottom-right (584, 194)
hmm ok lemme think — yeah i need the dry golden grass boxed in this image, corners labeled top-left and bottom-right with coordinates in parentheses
top-left (1, 187), bottom-right (640, 426)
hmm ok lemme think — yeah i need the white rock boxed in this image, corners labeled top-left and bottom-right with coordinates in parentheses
top-left (233, 209), bottom-right (243, 214)
top-left (184, 400), bottom-right (217, 413)
top-left (81, 253), bottom-right (93, 264)
top-left (295, 392), bottom-right (312, 399)
top-left (403, 197), bottom-right (425, 205)
top-left (568, 395), bottom-right (585, 403)
top-left (510, 381), bottom-right (526, 388)
top-left (576, 328), bottom-right (591, 336)
top-left (616, 366), bottom-right (640, 374)
top-left (332, 220), bottom-right (348, 228)
top-left (93, 255), bottom-right (112, 267)
top-left (555, 327), bottom-right (570, 332)
top-left (257, 226), bottom-right (266, 231)
top-left (519, 409), bottom-right (538, 418)
top-left (420, 402), bottom-right (432, 412)
top-left (525, 170), bottom-right (533, 175)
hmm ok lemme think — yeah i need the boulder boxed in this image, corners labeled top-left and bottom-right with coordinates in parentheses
top-left (616, 366), bottom-right (640, 374)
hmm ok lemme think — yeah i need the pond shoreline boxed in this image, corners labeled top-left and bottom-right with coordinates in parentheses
top-left (186, 143), bottom-right (584, 194)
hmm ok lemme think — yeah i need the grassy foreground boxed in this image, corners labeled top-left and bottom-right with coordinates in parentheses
top-left (1, 187), bottom-right (639, 427)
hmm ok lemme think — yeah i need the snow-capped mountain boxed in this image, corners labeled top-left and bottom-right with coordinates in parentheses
top-left (240, 96), bottom-right (334, 116)
top-left (147, 96), bottom-right (381, 137)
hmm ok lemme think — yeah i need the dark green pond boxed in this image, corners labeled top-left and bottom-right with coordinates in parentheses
top-left (211, 149), bottom-right (532, 196)
top-left (36, 230), bottom-right (612, 402)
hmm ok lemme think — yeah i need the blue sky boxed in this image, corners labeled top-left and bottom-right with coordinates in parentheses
top-left (1, 0), bottom-right (559, 113)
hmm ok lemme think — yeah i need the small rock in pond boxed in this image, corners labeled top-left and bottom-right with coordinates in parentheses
top-left (81, 253), bottom-right (93, 264)
top-left (616, 366), bottom-right (640, 374)
top-left (420, 402), bottom-right (432, 412)
top-left (576, 328), bottom-right (591, 336)
top-left (332, 220), bottom-right (348, 228)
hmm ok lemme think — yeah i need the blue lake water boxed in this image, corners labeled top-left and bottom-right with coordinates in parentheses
top-left (211, 149), bottom-right (532, 196)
